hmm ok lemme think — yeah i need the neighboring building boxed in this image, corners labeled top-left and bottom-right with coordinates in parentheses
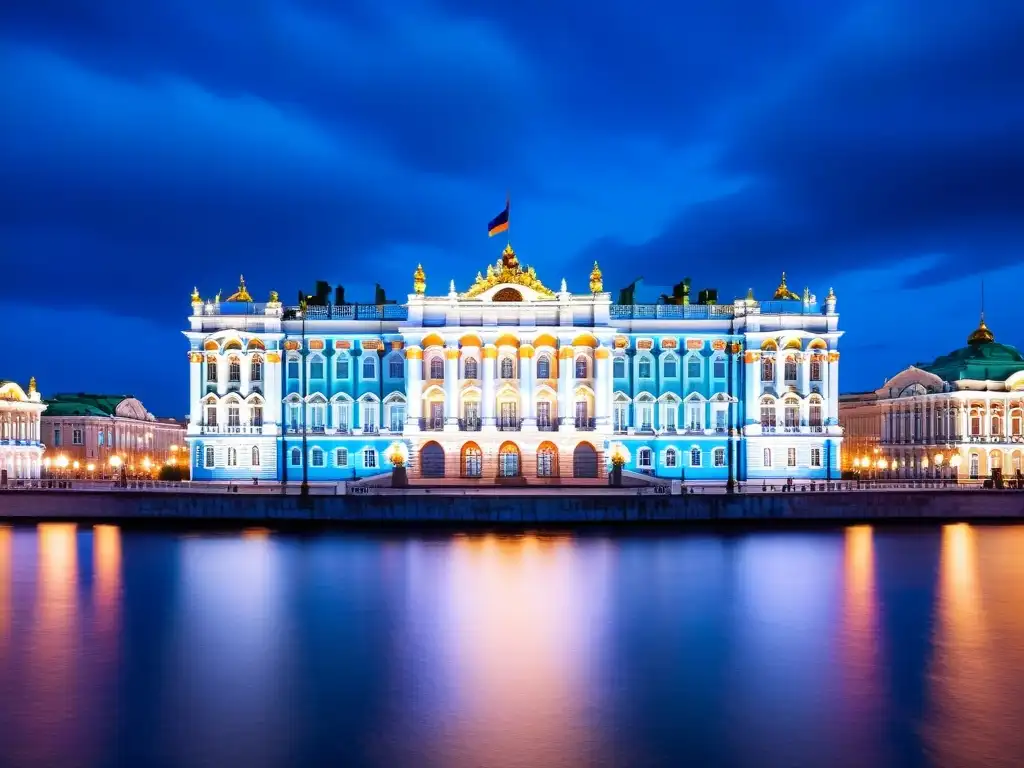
top-left (837, 391), bottom-right (881, 470)
top-left (185, 257), bottom-right (843, 484)
top-left (840, 313), bottom-right (1024, 480)
top-left (0, 377), bottom-right (46, 481)
top-left (41, 394), bottom-right (187, 474)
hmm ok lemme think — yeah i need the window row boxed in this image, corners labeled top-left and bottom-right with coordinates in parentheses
top-left (761, 447), bottom-right (823, 468)
top-left (759, 358), bottom-right (823, 383)
top-left (759, 398), bottom-right (824, 429)
top-left (286, 401), bottom-right (405, 433)
top-left (207, 356), bottom-right (264, 384)
top-left (613, 354), bottom-right (729, 381)
top-left (288, 446), bottom-right (378, 469)
top-left (613, 400), bottom-right (730, 432)
top-left (200, 445), bottom-right (262, 468)
top-left (635, 446), bottom-right (728, 469)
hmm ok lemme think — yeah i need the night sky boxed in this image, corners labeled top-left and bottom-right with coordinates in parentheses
top-left (2, 1), bottom-right (1023, 417)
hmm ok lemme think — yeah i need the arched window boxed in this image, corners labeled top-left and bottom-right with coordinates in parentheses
top-left (500, 357), bottom-right (514, 379)
top-left (809, 400), bottom-right (822, 428)
top-left (362, 356), bottom-right (376, 380)
top-left (250, 355), bottom-right (263, 382)
top-left (336, 355), bottom-right (350, 379)
top-left (686, 355), bottom-right (701, 379)
top-left (575, 356), bottom-right (588, 379)
top-left (537, 356), bottom-right (551, 379)
top-left (784, 398), bottom-right (799, 428)
top-left (290, 447), bottom-right (301, 466)
top-left (760, 398), bottom-right (777, 429)
top-left (613, 357), bottom-right (625, 379)
top-left (784, 359), bottom-right (797, 381)
top-left (637, 447), bottom-right (652, 468)
top-left (761, 357), bottom-right (774, 381)
top-left (310, 356), bottom-right (325, 379)
top-left (430, 357), bottom-right (444, 379)
top-left (663, 354), bottom-right (678, 378)
top-left (227, 447), bottom-right (237, 466)
top-left (462, 444), bottom-right (482, 478)
top-left (970, 411), bottom-right (981, 436)
top-left (1013, 413), bottom-right (1022, 436)
top-left (335, 448), bottom-right (349, 467)
top-left (810, 359), bottom-right (822, 381)
top-left (251, 446), bottom-right (260, 466)
top-left (537, 443), bottom-right (557, 477)
top-left (713, 447), bottom-right (725, 467)
top-left (665, 448), bottom-right (677, 468)
top-left (228, 356), bottom-right (241, 382)
top-left (993, 415), bottom-right (1002, 435)
top-left (389, 357), bottom-right (404, 379)
top-left (204, 446), bottom-right (215, 468)
top-left (206, 358), bottom-right (218, 382)
top-left (464, 357), bottom-right (478, 379)
top-left (763, 448), bottom-right (772, 467)
top-left (690, 447), bottom-right (701, 467)
top-left (638, 356), bottom-right (652, 379)
top-left (311, 447), bottom-right (324, 467)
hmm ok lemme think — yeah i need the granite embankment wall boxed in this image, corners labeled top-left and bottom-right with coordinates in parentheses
top-left (2, 489), bottom-right (1024, 524)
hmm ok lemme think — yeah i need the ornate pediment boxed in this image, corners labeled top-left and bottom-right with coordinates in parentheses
top-left (462, 244), bottom-right (555, 299)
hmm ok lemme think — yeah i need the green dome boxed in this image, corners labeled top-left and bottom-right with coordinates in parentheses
top-left (917, 332), bottom-right (1024, 382)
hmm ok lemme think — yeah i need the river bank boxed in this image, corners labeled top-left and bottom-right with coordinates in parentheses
top-left (2, 487), bottom-right (1024, 525)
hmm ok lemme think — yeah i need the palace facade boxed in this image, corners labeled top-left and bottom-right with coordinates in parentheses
top-left (0, 378), bottom-right (46, 481)
top-left (185, 247), bottom-right (843, 484)
top-left (839, 314), bottom-right (1024, 481)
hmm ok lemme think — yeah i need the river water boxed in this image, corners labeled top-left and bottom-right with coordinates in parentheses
top-left (1, 522), bottom-right (1022, 767)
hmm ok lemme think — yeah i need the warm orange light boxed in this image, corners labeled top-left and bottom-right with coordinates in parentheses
top-left (56, 455), bottom-right (69, 469)
top-left (109, 456), bottom-right (122, 468)
top-left (72, 460), bottom-right (80, 470)
top-left (86, 463), bottom-right (96, 472)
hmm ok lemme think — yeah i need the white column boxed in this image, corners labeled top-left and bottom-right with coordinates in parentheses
top-left (826, 352), bottom-right (839, 423)
top-left (595, 349), bottom-right (612, 425)
top-left (240, 353), bottom-right (251, 395)
top-left (799, 352), bottom-right (810, 394)
top-left (406, 348), bottom-right (423, 429)
top-left (482, 346), bottom-right (496, 427)
top-left (264, 352), bottom-right (280, 429)
top-left (744, 352), bottom-right (758, 426)
top-left (444, 347), bottom-right (459, 429)
top-left (520, 347), bottom-right (535, 428)
top-left (216, 354), bottom-right (227, 396)
top-left (558, 347), bottom-right (575, 426)
top-left (189, 355), bottom-right (202, 430)
top-left (774, 351), bottom-right (785, 392)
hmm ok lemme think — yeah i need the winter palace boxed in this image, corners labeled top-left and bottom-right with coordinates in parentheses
top-left (184, 245), bottom-right (843, 484)
top-left (0, 377), bottom-right (46, 481)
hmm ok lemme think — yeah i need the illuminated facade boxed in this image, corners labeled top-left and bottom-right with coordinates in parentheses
top-left (0, 378), bottom-right (46, 481)
top-left (185, 252), bottom-right (843, 484)
top-left (40, 394), bottom-right (187, 474)
top-left (840, 314), bottom-right (1024, 481)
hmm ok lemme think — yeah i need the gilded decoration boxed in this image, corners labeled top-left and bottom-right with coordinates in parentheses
top-left (589, 262), bottom-right (603, 293)
top-left (519, 345), bottom-right (535, 359)
top-left (773, 272), bottom-right (800, 301)
top-left (28, 376), bottom-right (37, 394)
top-left (335, 340), bottom-right (351, 349)
top-left (828, 351), bottom-right (840, 362)
top-left (189, 352), bottom-right (203, 363)
top-left (362, 339), bottom-right (383, 351)
top-left (744, 351), bottom-right (761, 363)
top-left (268, 290), bottom-right (280, 304)
top-left (558, 347), bottom-right (575, 359)
top-left (225, 275), bottom-right (253, 303)
top-left (613, 336), bottom-right (629, 349)
top-left (413, 264), bottom-right (426, 295)
top-left (266, 352), bottom-right (281, 363)
top-left (445, 348), bottom-right (461, 360)
top-left (711, 340), bottom-right (726, 351)
top-left (391, 340), bottom-right (404, 350)
top-left (191, 286), bottom-right (201, 302)
top-left (636, 339), bottom-right (653, 350)
top-left (595, 348), bottom-right (611, 360)
top-left (483, 346), bottom-right (498, 359)
top-left (462, 244), bottom-right (555, 299)
top-left (686, 339), bottom-right (703, 350)
top-left (405, 347), bottom-right (423, 360)
top-left (284, 340), bottom-right (300, 351)
top-left (661, 338), bottom-right (678, 350)
top-left (309, 339), bottom-right (325, 350)
top-left (730, 342), bottom-right (742, 354)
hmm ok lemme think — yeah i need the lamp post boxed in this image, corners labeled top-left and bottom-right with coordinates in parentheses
top-left (934, 452), bottom-right (944, 483)
top-left (950, 454), bottom-right (962, 484)
top-left (299, 295), bottom-right (310, 502)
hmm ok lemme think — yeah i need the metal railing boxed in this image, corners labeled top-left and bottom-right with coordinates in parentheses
top-left (419, 417), bottom-right (445, 431)
top-left (459, 418), bottom-right (482, 432)
top-left (497, 419), bottom-right (523, 432)
top-left (574, 417), bottom-right (596, 431)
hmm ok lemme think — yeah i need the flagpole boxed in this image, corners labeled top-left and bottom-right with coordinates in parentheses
top-left (506, 191), bottom-right (511, 247)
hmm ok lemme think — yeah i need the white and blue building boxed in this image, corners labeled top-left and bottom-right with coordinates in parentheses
top-left (185, 249), bottom-right (843, 485)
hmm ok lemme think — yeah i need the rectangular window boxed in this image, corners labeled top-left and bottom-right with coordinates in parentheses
top-left (310, 359), bottom-right (324, 379)
top-left (54, 428), bottom-right (61, 446)
top-left (204, 446), bottom-right (215, 468)
top-left (390, 405), bottom-right (405, 432)
top-left (686, 404), bottom-right (703, 431)
top-left (364, 449), bottom-right (377, 469)
top-left (287, 359), bottom-right (300, 379)
top-left (665, 407), bottom-right (676, 430)
top-left (714, 448), bottom-right (726, 467)
top-left (787, 447), bottom-right (797, 467)
top-left (639, 405), bottom-right (653, 431)
top-left (665, 450), bottom-right (677, 468)
top-left (363, 404), bottom-right (377, 431)
top-left (613, 404), bottom-right (628, 432)
top-left (537, 402), bottom-right (551, 427)
top-left (638, 449), bottom-right (652, 468)
top-left (336, 448), bottom-right (349, 467)
top-left (228, 406), bottom-right (240, 427)
top-left (252, 406), bottom-right (263, 427)
top-left (687, 357), bottom-right (701, 378)
top-left (715, 409), bottom-right (727, 432)
top-left (389, 359), bottom-right (404, 379)
top-left (713, 358), bottom-right (726, 379)
top-left (336, 358), bottom-right (350, 378)
top-left (664, 359), bottom-right (677, 378)
top-left (98, 431), bottom-right (104, 446)
top-left (72, 429), bottom-right (83, 445)
top-left (811, 448), bottom-right (822, 467)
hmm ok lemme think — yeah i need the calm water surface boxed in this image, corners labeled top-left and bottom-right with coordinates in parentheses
top-left (1, 522), bottom-right (1023, 767)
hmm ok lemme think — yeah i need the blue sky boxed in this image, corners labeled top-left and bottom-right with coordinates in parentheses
top-left (2, 0), bottom-right (1023, 416)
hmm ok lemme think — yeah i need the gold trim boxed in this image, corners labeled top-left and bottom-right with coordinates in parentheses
top-left (462, 244), bottom-right (555, 298)
top-left (266, 352), bottom-right (281, 363)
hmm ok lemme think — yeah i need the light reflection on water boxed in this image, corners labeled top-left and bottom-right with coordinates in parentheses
top-left (0, 523), bottom-right (1023, 767)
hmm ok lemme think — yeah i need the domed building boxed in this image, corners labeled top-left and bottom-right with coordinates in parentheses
top-left (840, 313), bottom-right (1024, 481)
top-left (0, 377), bottom-right (46, 481)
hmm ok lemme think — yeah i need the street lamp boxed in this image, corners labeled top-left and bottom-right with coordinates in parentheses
top-left (950, 454), bottom-right (962, 483)
top-left (934, 453), bottom-right (944, 481)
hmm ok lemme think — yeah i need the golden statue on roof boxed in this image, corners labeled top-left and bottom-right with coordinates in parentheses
top-left (191, 286), bottom-right (201, 302)
top-left (589, 261), bottom-right (603, 293)
top-left (226, 275), bottom-right (253, 303)
top-left (28, 376), bottom-right (37, 395)
top-left (413, 264), bottom-right (426, 295)
top-left (773, 272), bottom-right (800, 301)
top-left (463, 244), bottom-right (555, 298)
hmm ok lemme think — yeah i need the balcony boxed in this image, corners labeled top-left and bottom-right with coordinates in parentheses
top-left (497, 419), bottom-right (523, 432)
top-left (459, 418), bottom-right (482, 432)
top-left (574, 417), bottom-right (596, 431)
top-left (419, 417), bottom-right (445, 431)
top-left (200, 425), bottom-right (264, 435)
top-left (538, 421), bottom-right (559, 432)
top-left (310, 425), bottom-right (326, 434)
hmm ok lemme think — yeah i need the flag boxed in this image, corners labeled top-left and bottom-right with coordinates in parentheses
top-left (487, 198), bottom-right (510, 237)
